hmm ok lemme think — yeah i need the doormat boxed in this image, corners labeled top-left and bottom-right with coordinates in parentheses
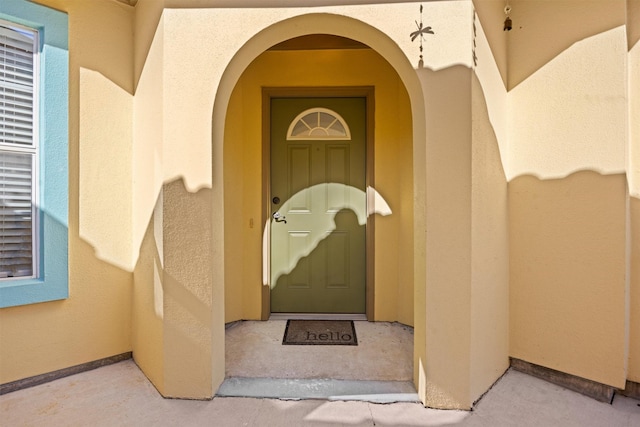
top-left (282, 320), bottom-right (358, 346)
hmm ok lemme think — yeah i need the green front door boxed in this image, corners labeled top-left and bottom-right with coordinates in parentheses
top-left (270, 97), bottom-right (366, 314)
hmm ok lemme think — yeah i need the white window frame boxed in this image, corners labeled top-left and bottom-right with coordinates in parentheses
top-left (0, 20), bottom-right (40, 281)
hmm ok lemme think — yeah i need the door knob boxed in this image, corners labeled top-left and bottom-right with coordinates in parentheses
top-left (272, 212), bottom-right (287, 224)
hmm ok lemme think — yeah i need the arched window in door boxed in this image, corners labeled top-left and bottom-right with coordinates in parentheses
top-left (287, 107), bottom-right (351, 140)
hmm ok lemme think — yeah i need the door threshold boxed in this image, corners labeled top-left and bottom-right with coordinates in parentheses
top-left (269, 313), bottom-right (368, 321)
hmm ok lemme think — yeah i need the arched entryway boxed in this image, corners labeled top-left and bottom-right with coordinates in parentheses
top-left (211, 12), bottom-right (427, 400)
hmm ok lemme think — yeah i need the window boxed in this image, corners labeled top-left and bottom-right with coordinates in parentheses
top-left (1, 22), bottom-right (38, 280)
top-left (0, 0), bottom-right (68, 308)
top-left (287, 108), bottom-right (351, 140)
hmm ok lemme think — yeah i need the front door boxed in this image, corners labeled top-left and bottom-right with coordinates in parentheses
top-left (270, 97), bottom-right (366, 313)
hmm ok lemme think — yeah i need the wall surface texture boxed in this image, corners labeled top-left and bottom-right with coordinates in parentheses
top-left (131, 1), bottom-right (166, 394)
top-left (506, 0), bottom-right (631, 390)
top-left (0, 0), bottom-right (134, 385)
top-left (627, 0), bottom-right (640, 383)
top-left (509, 172), bottom-right (628, 388)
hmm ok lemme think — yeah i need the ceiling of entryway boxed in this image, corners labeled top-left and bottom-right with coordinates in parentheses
top-left (269, 34), bottom-right (370, 50)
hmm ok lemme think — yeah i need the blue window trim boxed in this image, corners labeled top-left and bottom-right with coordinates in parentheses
top-left (0, 0), bottom-right (68, 308)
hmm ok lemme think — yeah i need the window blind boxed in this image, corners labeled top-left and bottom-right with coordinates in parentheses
top-left (0, 22), bottom-right (36, 279)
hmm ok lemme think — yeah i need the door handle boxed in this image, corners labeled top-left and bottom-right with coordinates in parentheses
top-left (272, 212), bottom-right (287, 224)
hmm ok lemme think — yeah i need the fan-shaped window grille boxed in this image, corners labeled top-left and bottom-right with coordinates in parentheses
top-left (287, 108), bottom-right (351, 140)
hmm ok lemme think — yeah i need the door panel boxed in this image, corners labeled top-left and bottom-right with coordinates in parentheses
top-left (270, 97), bottom-right (366, 313)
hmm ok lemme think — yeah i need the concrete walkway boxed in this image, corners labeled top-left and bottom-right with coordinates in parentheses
top-left (1, 359), bottom-right (639, 426)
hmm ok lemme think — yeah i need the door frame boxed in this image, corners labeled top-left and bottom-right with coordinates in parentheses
top-left (261, 86), bottom-right (375, 320)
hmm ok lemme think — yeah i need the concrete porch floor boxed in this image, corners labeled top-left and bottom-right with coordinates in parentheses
top-left (221, 320), bottom-right (417, 401)
top-left (225, 320), bottom-right (414, 381)
top-left (1, 320), bottom-right (639, 426)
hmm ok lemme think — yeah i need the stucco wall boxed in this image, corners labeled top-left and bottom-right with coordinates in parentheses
top-left (131, 4), bottom-right (165, 394)
top-left (631, 197), bottom-right (640, 382)
top-left (131, 7), bottom-right (223, 398)
top-left (470, 71), bottom-right (509, 401)
top-left (417, 4), bottom-right (510, 408)
top-left (506, 0), bottom-right (630, 389)
top-left (0, 0), bottom-right (133, 385)
top-left (421, 65), bottom-right (473, 408)
top-left (506, 0), bottom-right (626, 90)
top-left (469, 13), bottom-right (510, 402)
top-left (628, 0), bottom-right (640, 383)
top-left (509, 172), bottom-right (628, 388)
top-left (419, 66), bottom-right (510, 409)
top-left (224, 49), bottom-right (414, 324)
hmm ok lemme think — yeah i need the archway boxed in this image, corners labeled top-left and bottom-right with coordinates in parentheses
top-left (211, 12), bottom-right (427, 399)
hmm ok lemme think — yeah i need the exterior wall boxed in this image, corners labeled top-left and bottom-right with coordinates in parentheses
top-left (421, 64), bottom-right (473, 408)
top-left (224, 49), bottom-right (414, 324)
top-left (507, 0), bottom-right (629, 389)
top-left (132, 2), bottom-right (166, 394)
top-left (472, 0), bottom-right (508, 87)
top-left (628, 0), bottom-right (640, 383)
top-left (132, 6), bottom-right (220, 398)
top-left (469, 11), bottom-right (510, 402)
top-left (509, 172), bottom-right (628, 388)
top-left (470, 73), bottom-right (510, 400)
top-left (631, 197), bottom-right (640, 382)
top-left (0, 0), bottom-right (133, 384)
top-left (507, 0), bottom-right (626, 90)
top-left (419, 4), bottom-right (510, 408)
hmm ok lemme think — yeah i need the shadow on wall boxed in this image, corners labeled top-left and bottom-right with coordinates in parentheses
top-left (0, 205), bottom-right (132, 385)
top-left (132, 177), bottom-right (215, 398)
top-left (509, 170), bottom-right (628, 387)
top-left (504, 0), bottom-right (625, 89)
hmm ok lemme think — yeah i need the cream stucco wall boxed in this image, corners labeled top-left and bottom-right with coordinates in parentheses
top-left (421, 64), bottom-right (473, 408)
top-left (418, 69), bottom-right (510, 409)
top-left (224, 49), bottom-right (414, 324)
top-left (506, 0), bottom-right (626, 91)
top-left (509, 172), bottom-right (628, 388)
top-left (506, 0), bottom-right (631, 389)
top-left (631, 197), bottom-right (640, 382)
top-left (131, 2), bottom-right (165, 394)
top-left (470, 71), bottom-right (509, 402)
top-left (416, 3), bottom-right (510, 408)
top-left (627, 0), bottom-right (640, 383)
top-left (131, 5), bottom-right (222, 397)
top-left (1, 0), bottom-right (133, 385)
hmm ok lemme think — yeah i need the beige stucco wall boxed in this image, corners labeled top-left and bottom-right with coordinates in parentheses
top-left (131, 1), bottom-right (165, 394)
top-left (631, 197), bottom-right (640, 382)
top-left (507, 0), bottom-right (626, 91)
top-left (131, 4), bottom-right (222, 397)
top-left (506, 0), bottom-right (631, 389)
top-left (509, 172), bottom-right (628, 388)
top-left (0, 0), bottom-right (133, 384)
top-left (421, 64), bottom-right (473, 408)
top-left (419, 66), bottom-right (509, 409)
top-left (628, 0), bottom-right (640, 383)
top-left (472, 0), bottom-right (508, 87)
top-left (224, 49), bottom-right (414, 324)
top-left (507, 24), bottom-right (627, 180)
top-left (417, 4), bottom-right (510, 408)
top-left (470, 71), bottom-right (509, 401)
